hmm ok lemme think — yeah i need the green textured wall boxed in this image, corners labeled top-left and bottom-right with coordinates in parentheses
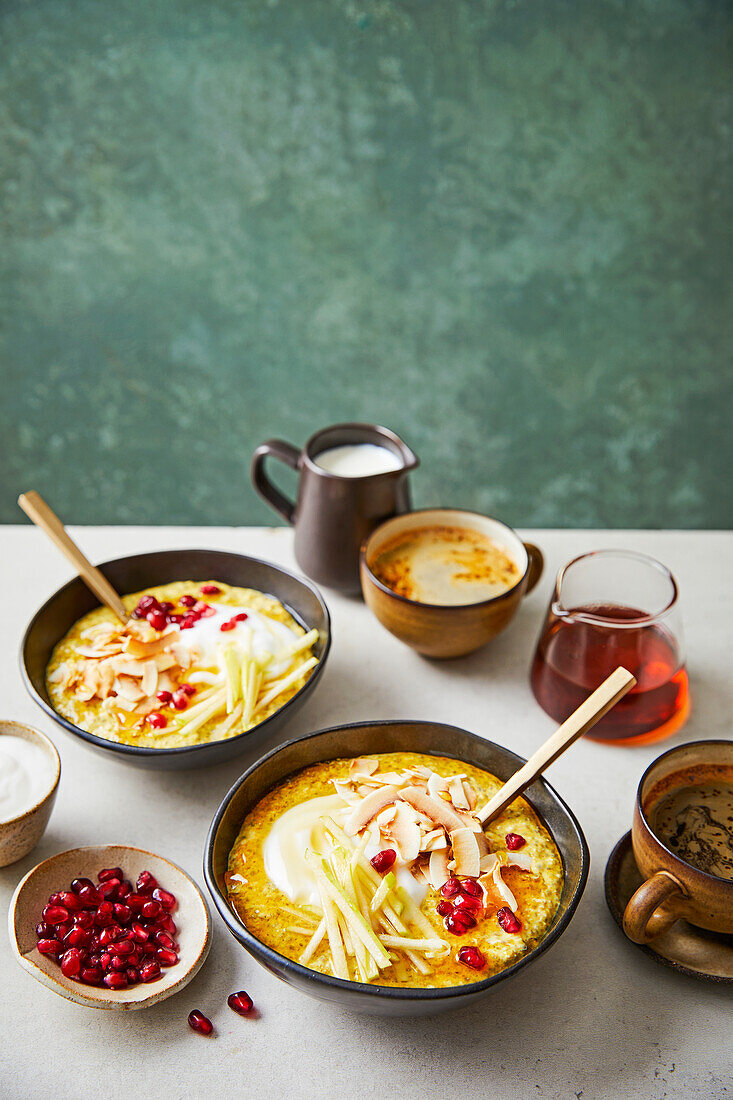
top-left (1, 1), bottom-right (731, 528)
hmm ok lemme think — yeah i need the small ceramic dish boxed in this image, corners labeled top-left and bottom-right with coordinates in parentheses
top-left (0, 721), bottom-right (60, 867)
top-left (9, 844), bottom-right (211, 1009)
top-left (204, 719), bottom-right (589, 1016)
top-left (359, 508), bottom-right (543, 658)
top-left (21, 548), bottom-right (331, 770)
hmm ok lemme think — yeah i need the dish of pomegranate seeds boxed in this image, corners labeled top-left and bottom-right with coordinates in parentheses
top-left (225, 752), bottom-right (562, 988)
top-left (9, 844), bottom-right (211, 1009)
top-left (45, 581), bottom-right (319, 749)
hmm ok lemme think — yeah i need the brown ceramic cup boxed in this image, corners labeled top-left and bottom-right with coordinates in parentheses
top-left (252, 423), bottom-right (418, 594)
top-left (623, 739), bottom-right (733, 944)
top-left (359, 508), bottom-right (543, 658)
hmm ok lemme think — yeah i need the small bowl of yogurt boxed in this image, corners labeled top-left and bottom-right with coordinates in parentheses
top-left (0, 721), bottom-right (60, 867)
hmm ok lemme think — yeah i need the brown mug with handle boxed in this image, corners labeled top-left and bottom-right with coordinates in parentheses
top-left (623, 739), bottom-right (733, 944)
top-left (252, 423), bottom-right (418, 594)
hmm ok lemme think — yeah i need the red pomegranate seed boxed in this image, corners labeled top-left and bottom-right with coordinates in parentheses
top-left (131, 923), bottom-right (149, 943)
top-left (146, 609), bottom-right (167, 631)
top-left (220, 620), bottom-right (236, 632)
top-left (158, 915), bottom-right (177, 934)
top-left (80, 966), bottom-right (103, 985)
top-left (155, 931), bottom-right (175, 950)
top-left (127, 950), bottom-right (141, 967)
top-left (98, 867), bottom-right (124, 882)
top-left (110, 955), bottom-right (129, 971)
top-left (232, 613), bottom-right (249, 622)
top-left (136, 596), bottom-right (159, 614)
top-left (177, 683), bottom-right (196, 696)
top-left (98, 879), bottom-right (121, 900)
top-left (71, 877), bottom-right (95, 894)
top-left (188, 1010), bottom-right (213, 1035)
top-left (180, 616), bottom-right (196, 630)
top-left (159, 602), bottom-right (174, 613)
top-left (112, 939), bottom-right (134, 956)
top-left (64, 927), bottom-right (90, 949)
top-left (127, 893), bottom-right (147, 912)
top-left (460, 878), bottom-right (483, 897)
top-left (179, 594), bottom-right (197, 607)
top-left (58, 891), bottom-right (83, 912)
top-left (101, 952), bottom-right (112, 970)
top-left (457, 945), bottom-right (486, 971)
top-left (152, 887), bottom-right (177, 911)
top-left (43, 904), bottom-right (69, 924)
top-left (436, 900), bottom-right (453, 917)
top-left (505, 833), bottom-right (526, 851)
top-left (156, 690), bottom-right (173, 704)
top-left (55, 921), bottom-right (71, 940)
top-left (118, 879), bottom-right (133, 898)
top-left (139, 961), bottom-right (161, 982)
top-left (60, 948), bottom-right (82, 978)
top-left (157, 948), bottom-right (178, 967)
top-left (126, 967), bottom-right (140, 983)
top-left (73, 910), bottom-right (95, 929)
top-left (200, 584), bottom-right (221, 595)
top-left (103, 972), bottom-right (127, 989)
top-left (497, 907), bottom-right (522, 934)
top-left (142, 900), bottom-right (161, 920)
top-left (370, 849), bottom-right (397, 874)
top-left (142, 941), bottom-right (157, 956)
top-left (453, 893), bottom-right (483, 913)
top-left (36, 921), bottom-right (54, 938)
top-left (146, 712), bottom-right (167, 730)
top-left (228, 991), bottom-right (254, 1015)
top-left (137, 871), bottom-right (158, 894)
top-left (440, 878), bottom-right (461, 898)
top-left (98, 924), bottom-right (123, 946)
top-left (445, 910), bottom-right (476, 935)
top-left (77, 884), bottom-right (101, 907)
top-left (114, 903), bottom-right (132, 924)
top-left (37, 938), bottom-right (62, 957)
top-left (172, 691), bottom-right (189, 710)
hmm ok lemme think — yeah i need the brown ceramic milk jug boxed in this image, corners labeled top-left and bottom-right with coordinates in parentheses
top-left (251, 423), bottom-right (418, 594)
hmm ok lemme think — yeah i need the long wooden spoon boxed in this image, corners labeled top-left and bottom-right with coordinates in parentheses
top-left (18, 491), bottom-right (128, 623)
top-left (477, 666), bottom-right (636, 825)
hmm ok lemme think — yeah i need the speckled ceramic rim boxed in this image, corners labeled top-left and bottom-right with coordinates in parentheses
top-left (0, 720), bottom-right (60, 825)
top-left (360, 507), bottom-right (531, 611)
top-left (604, 831), bottom-right (733, 985)
top-left (303, 422), bottom-right (419, 480)
top-left (19, 549), bottom-right (331, 760)
top-left (204, 719), bottom-right (590, 1003)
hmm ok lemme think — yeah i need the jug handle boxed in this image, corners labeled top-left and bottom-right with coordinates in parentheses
top-left (251, 439), bottom-right (301, 524)
top-left (523, 542), bottom-right (544, 594)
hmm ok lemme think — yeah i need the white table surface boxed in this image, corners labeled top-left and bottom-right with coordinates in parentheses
top-left (1, 526), bottom-right (731, 1100)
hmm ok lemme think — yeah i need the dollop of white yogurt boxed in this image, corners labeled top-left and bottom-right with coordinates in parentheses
top-left (173, 604), bottom-right (303, 677)
top-left (0, 736), bottom-right (55, 823)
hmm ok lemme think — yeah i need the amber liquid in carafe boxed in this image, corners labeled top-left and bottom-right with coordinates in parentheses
top-left (530, 603), bottom-right (689, 743)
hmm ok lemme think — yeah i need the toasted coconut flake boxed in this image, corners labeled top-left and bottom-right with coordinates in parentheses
top-left (448, 776), bottom-right (470, 811)
top-left (462, 780), bottom-right (477, 810)
top-left (491, 860), bottom-right (518, 911)
top-left (449, 827), bottom-right (482, 877)
top-left (428, 848), bottom-right (451, 890)
top-left (113, 676), bottom-right (146, 702)
top-left (398, 787), bottom-right (466, 833)
top-left (349, 758), bottom-right (379, 779)
top-left (507, 850), bottom-right (534, 873)
top-left (411, 860), bottom-right (431, 886)
top-left (344, 785), bottom-right (400, 836)
top-left (369, 772), bottom-right (409, 786)
top-left (426, 772), bottom-right (449, 799)
top-left (141, 661), bottom-right (158, 697)
top-left (421, 829), bottom-right (448, 853)
top-left (388, 802), bottom-right (422, 863)
top-left (455, 809), bottom-right (484, 834)
top-left (479, 853), bottom-right (500, 876)
top-left (376, 806), bottom-right (397, 829)
top-left (332, 780), bottom-right (361, 806)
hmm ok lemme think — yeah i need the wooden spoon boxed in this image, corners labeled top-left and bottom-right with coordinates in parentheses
top-left (18, 491), bottom-right (128, 623)
top-left (477, 666), bottom-right (636, 825)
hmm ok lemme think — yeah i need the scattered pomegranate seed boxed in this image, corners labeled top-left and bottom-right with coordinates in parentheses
top-left (179, 594), bottom-right (197, 607)
top-left (36, 921), bottom-right (54, 938)
top-left (159, 601), bottom-right (174, 613)
top-left (37, 938), bottom-right (62, 957)
top-left (497, 907), bottom-right (522, 934)
top-left (156, 690), bottom-right (173, 704)
top-left (77, 884), bottom-right (101, 907)
top-left (98, 878), bottom-right (121, 900)
top-left (140, 961), bottom-right (161, 982)
top-left (74, 910), bottom-right (95, 929)
top-left (457, 945), bottom-right (486, 971)
top-left (146, 609), bottom-right (167, 631)
top-left (232, 613), bottom-right (249, 622)
top-left (58, 891), bottom-right (83, 912)
top-left (180, 616), bottom-right (196, 630)
top-left (220, 620), bottom-right (237, 632)
top-left (200, 584), bottom-right (221, 595)
top-left (61, 948), bottom-right (83, 978)
top-left (445, 911), bottom-right (474, 936)
top-left (172, 691), bottom-right (189, 710)
top-left (436, 900), bottom-right (453, 917)
top-left (98, 867), bottom-right (124, 882)
top-left (460, 878), bottom-right (483, 897)
top-left (188, 1010), bottom-right (214, 1036)
top-left (440, 878), bottom-right (461, 898)
top-left (453, 893), bottom-right (483, 914)
top-left (43, 904), bottom-right (69, 924)
top-left (72, 877), bottom-right (95, 894)
top-left (370, 849), bottom-right (397, 874)
top-left (64, 927), bottom-right (90, 949)
top-left (80, 966), bottom-right (103, 985)
top-left (228, 991), bottom-right (254, 1015)
top-left (146, 712), bottom-right (167, 730)
top-left (137, 871), bottom-right (158, 893)
top-left (152, 887), bottom-right (176, 911)
top-left (114, 903), bottom-right (132, 924)
top-left (131, 922), bottom-right (149, 943)
top-left (177, 683), bottom-right (196, 696)
top-left (505, 833), bottom-right (526, 851)
top-left (104, 972), bottom-right (127, 989)
top-left (156, 948), bottom-right (178, 967)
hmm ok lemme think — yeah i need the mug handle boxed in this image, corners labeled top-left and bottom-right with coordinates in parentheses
top-left (622, 870), bottom-right (685, 944)
top-left (251, 439), bottom-right (301, 524)
top-left (523, 542), bottom-right (544, 594)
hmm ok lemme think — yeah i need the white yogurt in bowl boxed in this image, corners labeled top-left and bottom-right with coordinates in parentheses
top-left (0, 733), bottom-right (57, 822)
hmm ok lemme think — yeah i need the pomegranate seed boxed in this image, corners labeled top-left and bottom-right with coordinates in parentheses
top-left (64, 927), bottom-right (90, 949)
top-left (71, 877), bottom-right (95, 894)
top-left (131, 923), bottom-right (150, 943)
top-left (98, 924), bottom-right (123, 946)
top-left (118, 879), bottom-right (133, 898)
top-left (136, 596), bottom-right (159, 613)
top-left (370, 849), bottom-right (397, 874)
top-left (103, 972), bottom-right (127, 989)
top-left (127, 893), bottom-right (147, 912)
top-left (200, 584), bottom-right (221, 595)
top-left (232, 613), bottom-right (249, 622)
top-left (453, 893), bottom-right (483, 913)
top-left (55, 922), bottom-right (71, 940)
top-left (159, 601), bottom-right (174, 613)
top-left (139, 961), bottom-right (162, 982)
top-left (440, 878), bottom-right (461, 898)
top-left (98, 867), bottom-right (124, 882)
top-left (110, 955), bottom-right (128, 971)
top-left (80, 966), bottom-right (103, 985)
top-left (152, 887), bottom-right (176, 911)
top-left (180, 616), bottom-right (196, 630)
top-left (497, 907), bottom-right (522, 934)
top-left (49, 892), bottom-right (65, 905)
top-left (142, 941), bottom-right (157, 956)
top-left (179, 594), bottom-right (197, 607)
top-left (146, 610), bottom-right (167, 631)
top-left (142, 900), bottom-right (161, 920)
top-left (228, 991), bottom-right (254, 1015)
top-left (156, 948), bottom-right (178, 967)
top-left (436, 900), bottom-right (453, 917)
top-left (58, 891), bottom-right (83, 912)
top-left (158, 916), bottom-right (177, 935)
top-left (219, 620), bottom-right (236, 632)
top-left (36, 921), bottom-right (54, 938)
top-left (171, 691), bottom-right (189, 710)
top-left (177, 683), bottom-right (196, 696)
top-left (43, 905), bottom-right (69, 924)
top-left (60, 948), bottom-right (82, 978)
top-left (457, 945), bottom-right (486, 971)
top-left (188, 1010), bottom-right (213, 1036)
top-left (112, 939), bottom-right (134, 956)
top-left (155, 931), bottom-right (175, 950)
top-left (98, 879), bottom-right (121, 900)
top-left (74, 910), bottom-right (95, 929)
top-left (137, 871), bottom-right (158, 894)
top-left (146, 712), bottom-right (167, 729)
top-left (95, 902), bottom-right (115, 926)
top-left (156, 690), bottom-right (173, 704)
top-left (445, 911), bottom-right (476, 935)
top-left (101, 953), bottom-right (112, 970)
top-left (127, 951), bottom-right (141, 967)
top-left (126, 967), bottom-right (140, 983)
top-left (77, 884), bottom-right (100, 907)
top-left (505, 833), bottom-right (526, 851)
top-left (194, 600), bottom-right (214, 614)
top-left (460, 878), bottom-right (483, 897)
top-left (37, 939), bottom-right (62, 957)
top-left (114, 903), bottom-right (132, 924)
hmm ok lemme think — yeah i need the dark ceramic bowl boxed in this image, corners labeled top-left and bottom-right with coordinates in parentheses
top-left (20, 549), bottom-right (331, 770)
top-left (204, 720), bottom-right (590, 1016)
